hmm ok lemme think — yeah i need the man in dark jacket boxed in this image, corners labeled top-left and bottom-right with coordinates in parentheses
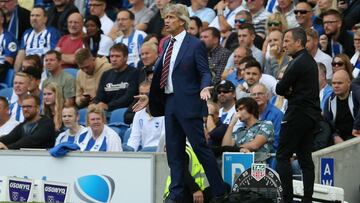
top-left (0, 94), bottom-right (56, 149)
top-left (275, 27), bottom-right (321, 203)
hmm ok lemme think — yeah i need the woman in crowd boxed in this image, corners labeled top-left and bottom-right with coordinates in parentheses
top-left (42, 82), bottom-right (64, 133)
top-left (83, 15), bottom-right (113, 57)
top-left (55, 106), bottom-right (87, 145)
top-left (351, 29), bottom-right (360, 78)
top-left (222, 97), bottom-right (274, 153)
top-left (262, 12), bottom-right (288, 59)
top-left (332, 53), bottom-right (354, 80)
top-left (77, 105), bottom-right (122, 152)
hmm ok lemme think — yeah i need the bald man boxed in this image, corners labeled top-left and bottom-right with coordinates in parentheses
top-left (55, 12), bottom-right (84, 68)
top-left (324, 70), bottom-right (360, 143)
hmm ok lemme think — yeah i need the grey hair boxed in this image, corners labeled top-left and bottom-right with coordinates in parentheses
top-left (163, 4), bottom-right (190, 30)
top-left (250, 82), bottom-right (270, 97)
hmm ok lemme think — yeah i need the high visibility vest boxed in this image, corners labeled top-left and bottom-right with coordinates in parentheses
top-left (163, 146), bottom-right (209, 199)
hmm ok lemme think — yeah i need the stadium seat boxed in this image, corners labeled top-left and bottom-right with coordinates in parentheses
top-left (0, 87), bottom-right (13, 100)
top-left (108, 122), bottom-right (129, 142)
top-left (78, 108), bottom-right (87, 126)
top-left (64, 68), bottom-right (78, 79)
top-left (122, 128), bottom-right (132, 145)
top-left (109, 108), bottom-right (128, 124)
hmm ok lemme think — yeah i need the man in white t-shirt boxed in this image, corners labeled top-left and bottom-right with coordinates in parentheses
top-left (0, 97), bottom-right (19, 136)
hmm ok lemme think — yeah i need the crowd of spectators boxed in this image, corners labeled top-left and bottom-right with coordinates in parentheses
top-left (0, 0), bottom-right (360, 196)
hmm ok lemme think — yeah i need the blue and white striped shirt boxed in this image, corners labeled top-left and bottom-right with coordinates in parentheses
top-left (0, 31), bottom-right (18, 64)
top-left (20, 27), bottom-right (60, 56)
top-left (114, 29), bottom-right (147, 68)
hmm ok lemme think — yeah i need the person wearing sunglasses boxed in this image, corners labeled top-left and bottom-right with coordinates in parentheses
top-left (331, 54), bottom-right (354, 80)
top-left (274, 0), bottom-right (298, 28)
top-left (224, 10), bottom-right (264, 52)
top-left (262, 12), bottom-right (288, 61)
top-left (245, 0), bottom-right (270, 38)
top-left (294, 2), bottom-right (312, 27)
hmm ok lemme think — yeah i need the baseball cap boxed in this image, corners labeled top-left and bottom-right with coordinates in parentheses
top-left (216, 80), bottom-right (235, 92)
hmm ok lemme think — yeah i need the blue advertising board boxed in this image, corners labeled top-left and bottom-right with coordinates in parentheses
top-left (320, 158), bottom-right (334, 186)
top-left (222, 152), bottom-right (254, 186)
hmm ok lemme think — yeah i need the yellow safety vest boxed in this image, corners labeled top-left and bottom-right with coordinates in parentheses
top-left (163, 146), bottom-right (209, 199)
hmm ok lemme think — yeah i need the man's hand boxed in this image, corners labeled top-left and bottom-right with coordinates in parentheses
top-left (96, 102), bottom-right (108, 110)
top-left (193, 190), bottom-right (204, 203)
top-left (352, 129), bottom-right (360, 137)
top-left (200, 86), bottom-right (213, 101)
top-left (214, 0), bottom-right (227, 11)
top-left (0, 142), bottom-right (8, 150)
top-left (132, 95), bottom-right (149, 112)
top-left (334, 135), bottom-right (344, 144)
top-left (319, 35), bottom-right (328, 51)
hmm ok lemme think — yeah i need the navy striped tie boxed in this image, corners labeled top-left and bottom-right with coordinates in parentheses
top-left (160, 38), bottom-right (176, 89)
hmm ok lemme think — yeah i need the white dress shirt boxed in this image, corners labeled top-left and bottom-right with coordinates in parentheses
top-left (163, 30), bottom-right (187, 94)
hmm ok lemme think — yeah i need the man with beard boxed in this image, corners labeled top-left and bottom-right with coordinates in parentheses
top-left (200, 27), bottom-right (231, 84)
top-left (321, 9), bottom-right (355, 57)
top-left (0, 94), bottom-right (55, 149)
top-left (46, 0), bottom-right (79, 35)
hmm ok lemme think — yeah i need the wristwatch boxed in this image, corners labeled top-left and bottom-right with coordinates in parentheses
top-left (217, 10), bottom-right (224, 16)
